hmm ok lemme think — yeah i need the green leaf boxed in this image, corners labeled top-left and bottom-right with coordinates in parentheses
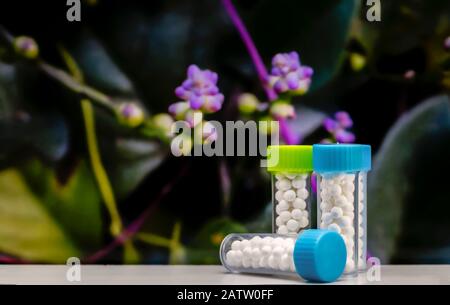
top-left (368, 95), bottom-right (450, 262)
top-left (0, 168), bottom-right (81, 262)
top-left (21, 159), bottom-right (104, 253)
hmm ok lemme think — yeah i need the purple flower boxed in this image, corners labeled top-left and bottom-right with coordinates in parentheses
top-left (174, 65), bottom-right (224, 113)
top-left (269, 51), bottom-right (313, 95)
top-left (323, 111), bottom-right (355, 143)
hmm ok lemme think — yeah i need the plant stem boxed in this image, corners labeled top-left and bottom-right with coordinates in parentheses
top-left (221, 0), bottom-right (298, 144)
top-left (221, 0), bottom-right (277, 101)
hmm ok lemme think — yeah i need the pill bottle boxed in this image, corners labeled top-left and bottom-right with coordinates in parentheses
top-left (313, 144), bottom-right (371, 275)
top-left (266, 145), bottom-right (313, 234)
top-left (220, 229), bottom-right (346, 283)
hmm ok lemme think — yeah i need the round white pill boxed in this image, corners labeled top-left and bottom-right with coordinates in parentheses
top-left (292, 178), bottom-right (306, 189)
top-left (272, 246), bottom-right (284, 257)
top-left (321, 212), bottom-right (333, 225)
top-left (268, 255), bottom-right (279, 269)
top-left (296, 188), bottom-right (309, 200)
top-left (279, 211), bottom-right (291, 222)
top-left (243, 247), bottom-right (252, 257)
top-left (259, 256), bottom-right (268, 268)
top-left (275, 173), bottom-right (285, 180)
top-left (277, 178), bottom-right (291, 191)
top-left (286, 219), bottom-right (300, 232)
top-left (240, 240), bottom-right (250, 249)
top-left (279, 254), bottom-right (290, 271)
top-left (344, 192), bottom-right (354, 203)
top-left (275, 216), bottom-right (284, 226)
top-left (226, 250), bottom-right (236, 263)
top-left (285, 173), bottom-right (297, 180)
top-left (251, 260), bottom-right (259, 269)
top-left (299, 216), bottom-right (309, 228)
top-left (337, 216), bottom-right (352, 227)
top-left (231, 240), bottom-right (241, 251)
top-left (250, 236), bottom-right (262, 248)
top-left (343, 226), bottom-right (355, 237)
top-left (234, 250), bottom-right (243, 263)
top-left (277, 225), bottom-right (288, 234)
top-left (275, 190), bottom-right (285, 202)
top-left (251, 248), bottom-right (262, 259)
top-left (345, 260), bottom-right (355, 273)
top-left (335, 195), bottom-right (348, 207)
top-left (292, 198), bottom-right (306, 209)
top-left (283, 190), bottom-right (297, 202)
top-left (242, 257), bottom-right (252, 268)
top-left (277, 200), bottom-right (289, 211)
top-left (330, 206), bottom-right (344, 219)
top-left (302, 210), bottom-right (309, 220)
top-left (291, 209), bottom-right (303, 220)
top-left (342, 182), bottom-right (355, 193)
top-left (261, 245), bottom-right (272, 255)
top-left (328, 223), bottom-right (341, 234)
top-left (329, 184), bottom-right (342, 196)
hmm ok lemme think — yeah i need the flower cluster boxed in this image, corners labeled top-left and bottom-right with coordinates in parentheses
top-left (269, 51), bottom-right (313, 95)
top-left (172, 64), bottom-right (224, 115)
top-left (323, 111), bottom-right (355, 143)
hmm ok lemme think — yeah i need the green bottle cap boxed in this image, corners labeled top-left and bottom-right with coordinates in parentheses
top-left (267, 145), bottom-right (313, 173)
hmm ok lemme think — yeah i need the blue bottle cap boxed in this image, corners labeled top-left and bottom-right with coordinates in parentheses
top-left (293, 229), bottom-right (346, 283)
top-left (313, 144), bottom-right (371, 173)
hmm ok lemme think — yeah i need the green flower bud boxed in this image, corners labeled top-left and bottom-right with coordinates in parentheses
top-left (270, 101), bottom-right (295, 119)
top-left (238, 93), bottom-right (259, 114)
top-left (152, 113), bottom-right (174, 137)
top-left (117, 102), bottom-right (145, 127)
top-left (349, 53), bottom-right (366, 72)
top-left (13, 36), bottom-right (39, 59)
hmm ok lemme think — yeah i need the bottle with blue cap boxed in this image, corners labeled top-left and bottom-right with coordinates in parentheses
top-left (313, 144), bottom-right (371, 275)
top-left (220, 229), bottom-right (347, 283)
top-left (266, 145), bottom-right (313, 235)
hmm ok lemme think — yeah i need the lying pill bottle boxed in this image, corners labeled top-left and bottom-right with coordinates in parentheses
top-left (313, 144), bottom-right (371, 275)
top-left (267, 145), bottom-right (313, 234)
top-left (220, 229), bottom-right (347, 283)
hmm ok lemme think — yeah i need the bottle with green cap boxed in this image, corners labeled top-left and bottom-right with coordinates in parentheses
top-left (313, 144), bottom-right (371, 275)
top-left (267, 145), bottom-right (313, 235)
top-left (220, 229), bottom-right (347, 283)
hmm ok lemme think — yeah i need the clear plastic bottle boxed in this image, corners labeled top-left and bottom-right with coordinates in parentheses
top-left (313, 144), bottom-right (371, 275)
top-left (267, 145), bottom-right (313, 234)
top-left (220, 229), bottom-right (347, 283)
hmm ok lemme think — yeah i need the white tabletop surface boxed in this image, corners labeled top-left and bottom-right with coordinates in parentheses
top-left (0, 265), bottom-right (448, 285)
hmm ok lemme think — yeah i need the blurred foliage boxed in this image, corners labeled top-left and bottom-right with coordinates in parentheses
top-left (0, 0), bottom-right (449, 263)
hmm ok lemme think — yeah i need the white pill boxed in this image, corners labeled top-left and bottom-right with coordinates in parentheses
top-left (277, 200), bottom-right (289, 211)
top-left (330, 207), bottom-right (344, 219)
top-left (358, 260), bottom-right (366, 269)
top-left (321, 212), bottom-right (333, 225)
top-left (251, 248), bottom-right (262, 259)
top-left (279, 211), bottom-right (291, 222)
top-left (283, 190), bottom-right (297, 202)
top-left (337, 216), bottom-right (352, 227)
top-left (242, 257), bottom-right (252, 268)
top-left (275, 173), bottom-right (285, 180)
top-left (345, 260), bottom-right (355, 273)
top-left (344, 237), bottom-right (354, 249)
top-left (292, 178), bottom-right (306, 189)
top-left (320, 201), bottom-right (332, 212)
top-left (273, 237), bottom-right (285, 246)
top-left (272, 246), bottom-right (284, 257)
top-left (358, 228), bottom-right (365, 237)
top-left (342, 204), bottom-right (354, 214)
top-left (240, 240), bottom-right (250, 249)
top-left (291, 209), bottom-right (303, 220)
top-left (268, 255), bottom-right (280, 269)
top-left (329, 184), bottom-right (342, 196)
top-left (345, 174), bottom-right (355, 182)
top-left (302, 210), bottom-right (309, 220)
top-left (328, 223), bottom-right (341, 234)
top-left (344, 192), bottom-right (354, 203)
top-left (250, 236), bottom-right (262, 248)
top-left (286, 219), bottom-right (300, 232)
top-left (231, 240), bottom-right (241, 251)
top-left (285, 173), bottom-right (297, 179)
top-left (343, 226), bottom-right (355, 237)
top-left (275, 190), bottom-right (285, 202)
top-left (292, 198), bottom-right (306, 209)
top-left (277, 225), bottom-right (288, 234)
top-left (234, 250), bottom-right (243, 262)
top-left (259, 256), bottom-right (268, 268)
top-left (342, 182), bottom-right (355, 193)
top-left (243, 247), bottom-right (252, 257)
top-left (277, 178), bottom-right (291, 191)
top-left (275, 216), bottom-right (285, 226)
top-left (275, 204), bottom-right (283, 215)
top-left (279, 254), bottom-right (291, 271)
top-left (251, 260), bottom-right (260, 268)
top-left (335, 196), bottom-right (348, 207)
top-left (299, 216), bottom-right (309, 228)
top-left (296, 188), bottom-right (309, 200)
top-left (226, 250), bottom-right (236, 263)
top-left (261, 245), bottom-right (272, 255)
top-left (320, 190), bottom-right (331, 202)
top-left (262, 236), bottom-right (273, 244)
